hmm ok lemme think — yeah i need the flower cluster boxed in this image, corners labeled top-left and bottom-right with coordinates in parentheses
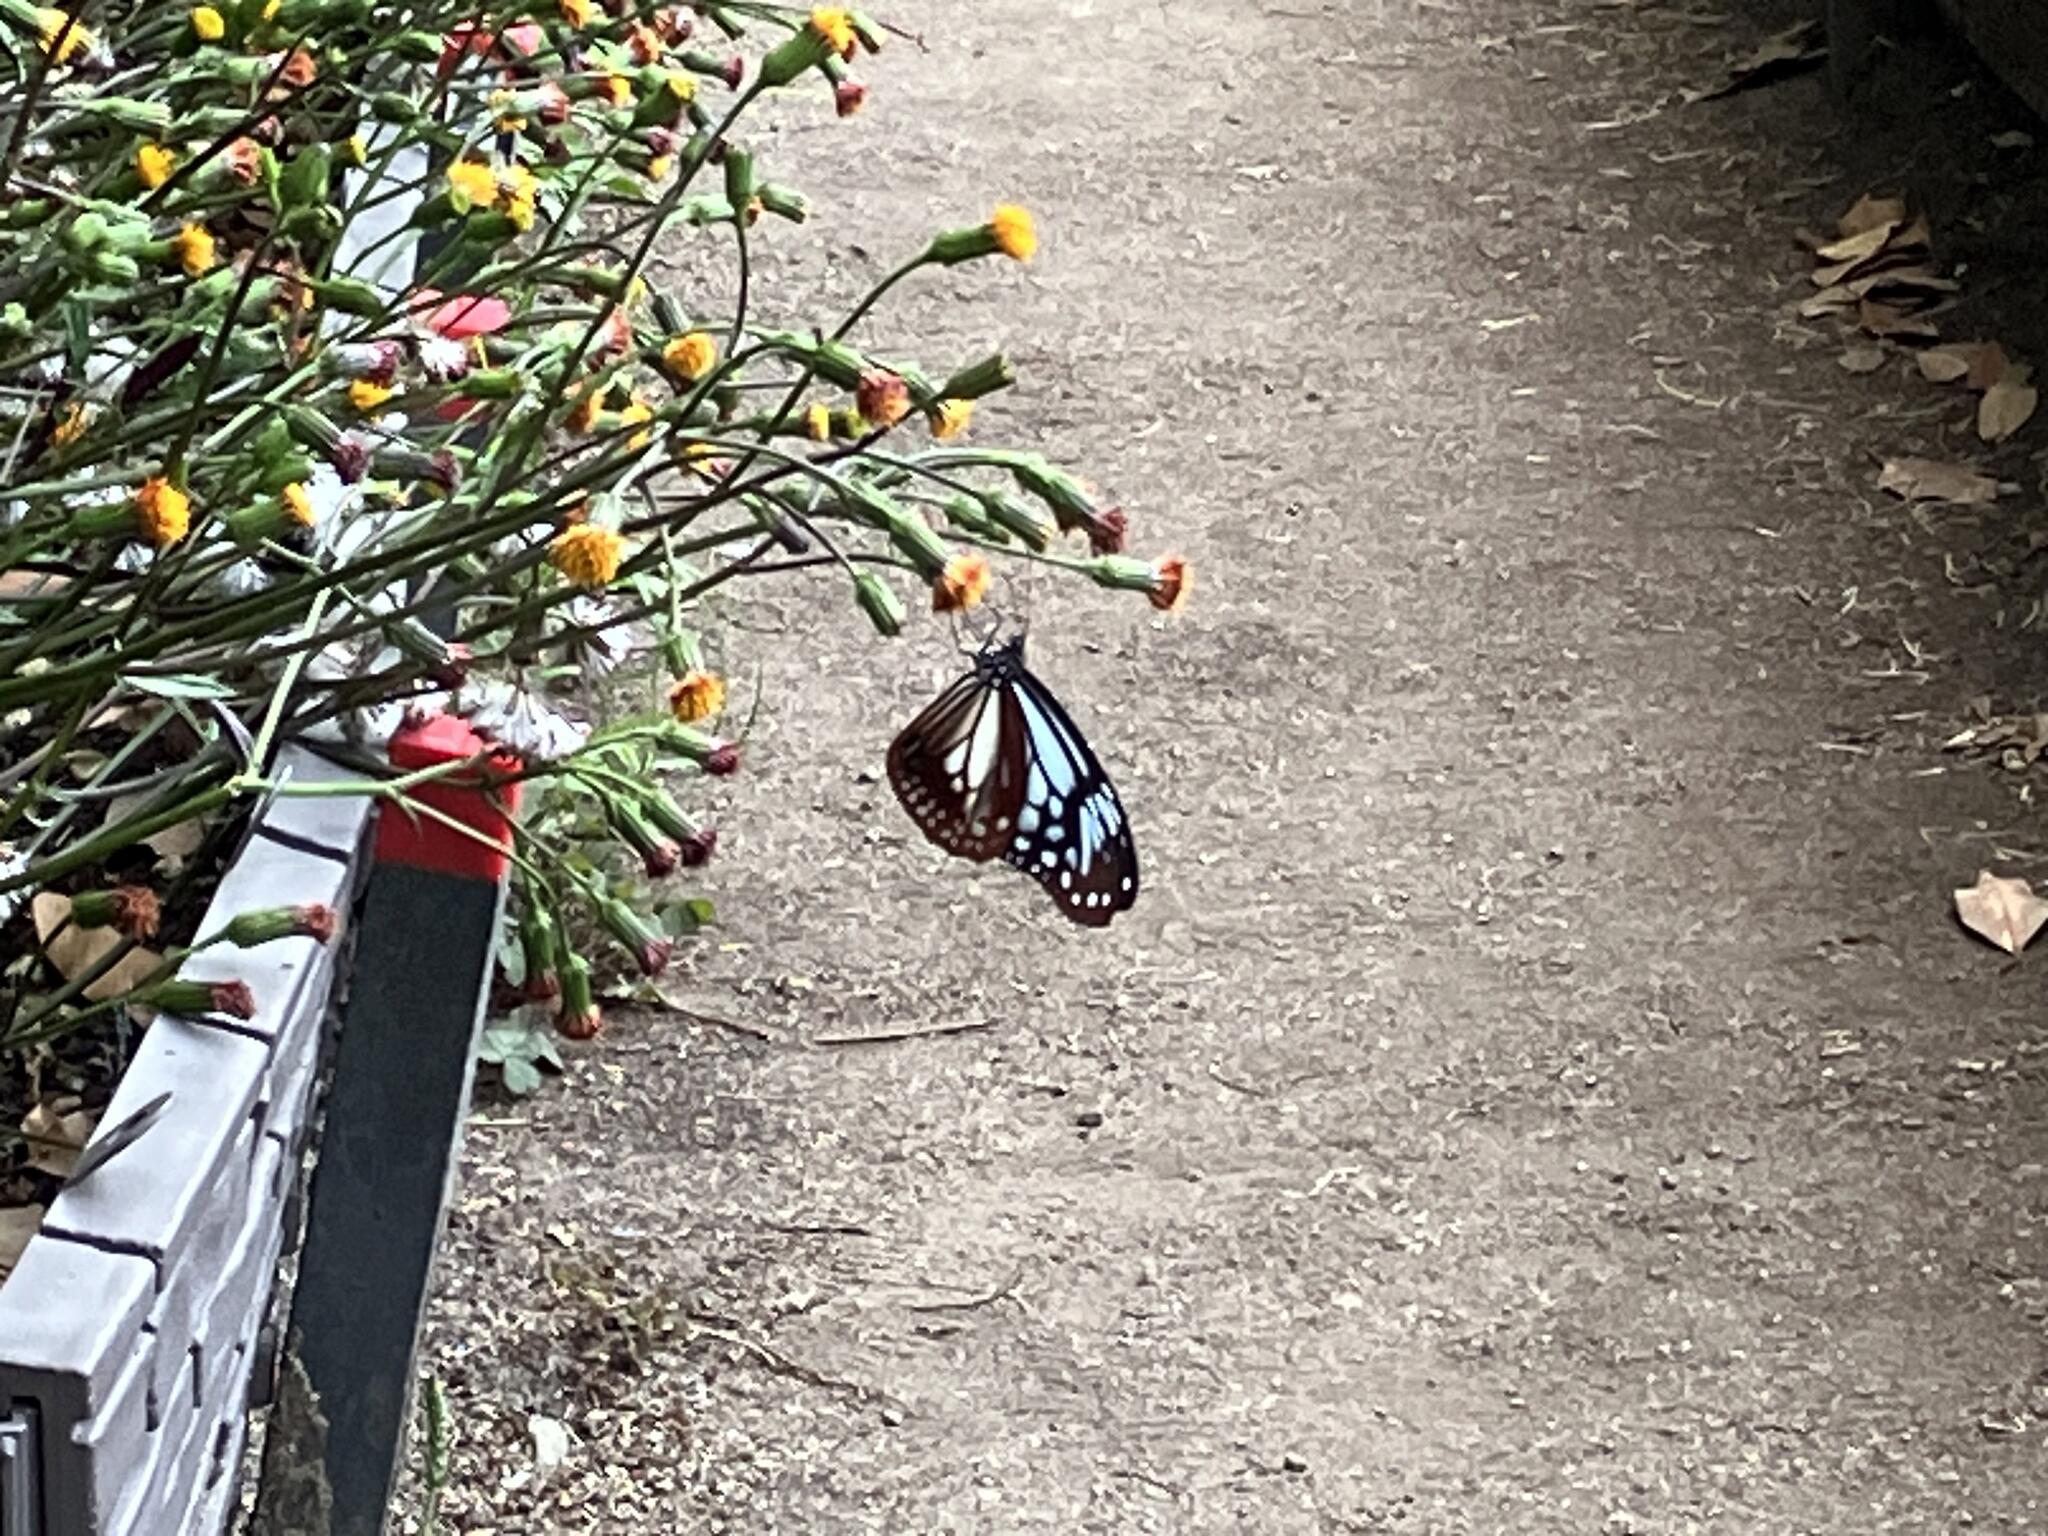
top-left (0, 0), bottom-right (1187, 1053)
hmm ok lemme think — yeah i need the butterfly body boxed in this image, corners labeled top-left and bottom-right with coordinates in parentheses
top-left (888, 635), bottom-right (1139, 927)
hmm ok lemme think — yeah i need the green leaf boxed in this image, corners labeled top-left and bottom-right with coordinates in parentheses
top-left (123, 674), bottom-right (238, 701)
top-left (661, 897), bottom-right (714, 935)
top-left (500, 1056), bottom-right (542, 1096)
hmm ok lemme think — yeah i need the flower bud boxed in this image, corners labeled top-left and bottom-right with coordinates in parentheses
top-left (69, 885), bottom-right (160, 941)
top-left (596, 895), bottom-right (673, 976)
top-left (138, 977), bottom-right (257, 1019)
top-left (555, 952), bottom-right (600, 1038)
top-left (940, 352), bottom-right (1014, 402)
top-left (852, 568), bottom-right (904, 637)
top-left (219, 903), bottom-right (336, 947)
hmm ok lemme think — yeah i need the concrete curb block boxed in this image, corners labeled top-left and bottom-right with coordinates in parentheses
top-left (0, 744), bottom-right (373, 1536)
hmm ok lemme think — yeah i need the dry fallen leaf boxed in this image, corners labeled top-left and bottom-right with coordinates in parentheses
top-left (21, 1100), bottom-right (97, 1180)
top-left (1839, 192), bottom-right (1908, 239)
top-left (1800, 285), bottom-right (1858, 318)
top-left (1990, 129), bottom-right (2035, 151)
top-left (1978, 367), bottom-right (2037, 443)
top-left (31, 892), bottom-right (164, 1001)
top-left (1917, 344), bottom-right (1980, 384)
top-left (1858, 299), bottom-right (1941, 340)
top-left (1876, 456), bottom-right (2000, 506)
top-left (1691, 21), bottom-right (1826, 101)
top-left (1955, 869), bottom-right (2048, 955)
top-left (0, 1205), bottom-right (43, 1280)
top-left (1837, 345), bottom-right (1887, 374)
top-left (1812, 219), bottom-right (1902, 272)
top-left (101, 790), bottom-right (206, 862)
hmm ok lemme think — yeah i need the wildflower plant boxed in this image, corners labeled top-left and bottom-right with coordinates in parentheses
top-left (0, 0), bottom-right (1186, 1055)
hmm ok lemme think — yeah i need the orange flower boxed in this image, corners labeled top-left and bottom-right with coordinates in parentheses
top-left (278, 48), bottom-right (317, 88)
top-left (33, 7), bottom-right (93, 62)
top-left (136, 476), bottom-right (191, 548)
top-left (446, 159), bottom-right (498, 208)
top-left (135, 143), bottom-right (174, 189)
top-left (172, 222), bottom-right (216, 277)
top-left (1149, 556), bottom-right (1190, 612)
top-left (620, 396), bottom-right (654, 451)
top-left (558, 0), bottom-right (594, 27)
top-left (929, 399), bottom-right (972, 440)
top-left (550, 523), bottom-right (624, 589)
top-left (52, 401), bottom-right (88, 447)
top-left (931, 552), bottom-right (991, 613)
top-left (808, 6), bottom-right (856, 56)
top-left (989, 203), bottom-right (1036, 262)
top-left (666, 669), bottom-right (726, 723)
top-left (855, 370), bottom-right (910, 430)
top-left (566, 388), bottom-right (602, 433)
top-left (662, 331), bottom-right (717, 381)
top-left (222, 137), bottom-right (263, 184)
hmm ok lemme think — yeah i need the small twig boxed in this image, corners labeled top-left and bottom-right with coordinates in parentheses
top-left (906, 1264), bottom-right (1025, 1314)
top-left (810, 1018), bottom-right (993, 1047)
top-left (760, 1218), bottom-right (874, 1239)
top-left (649, 993), bottom-right (783, 1042)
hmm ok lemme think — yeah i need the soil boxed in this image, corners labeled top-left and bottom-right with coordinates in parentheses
top-left (411, 2), bottom-right (2048, 1531)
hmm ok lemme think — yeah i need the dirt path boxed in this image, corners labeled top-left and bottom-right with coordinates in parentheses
top-left (418, 3), bottom-right (2048, 1531)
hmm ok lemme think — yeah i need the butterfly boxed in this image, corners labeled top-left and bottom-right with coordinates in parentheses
top-left (887, 634), bottom-right (1139, 927)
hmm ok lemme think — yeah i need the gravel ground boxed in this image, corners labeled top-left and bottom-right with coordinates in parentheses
top-left (409, 3), bottom-right (2048, 1531)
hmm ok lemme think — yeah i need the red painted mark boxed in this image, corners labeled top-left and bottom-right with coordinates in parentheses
top-left (374, 714), bottom-right (523, 881)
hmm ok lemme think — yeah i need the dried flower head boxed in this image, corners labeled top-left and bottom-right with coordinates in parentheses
top-left (549, 524), bottom-right (624, 589)
top-left (932, 552), bottom-right (992, 613)
top-left (667, 669), bottom-right (726, 724)
top-left (135, 476), bottom-right (190, 548)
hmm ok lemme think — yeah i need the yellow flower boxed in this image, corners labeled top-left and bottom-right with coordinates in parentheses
top-left (808, 6), bottom-right (856, 55)
top-left (664, 70), bottom-right (697, 102)
top-left (601, 72), bottom-right (633, 107)
top-left (135, 144), bottom-right (175, 190)
top-left (347, 379), bottom-right (392, 413)
top-left (645, 154), bottom-right (671, 183)
top-left (261, 0), bottom-right (279, 17)
top-left (550, 524), bottom-right (623, 589)
top-left (343, 133), bottom-right (368, 167)
top-left (989, 203), bottom-right (1036, 262)
top-left (172, 222), bottom-right (216, 277)
top-left (929, 398), bottom-right (973, 440)
top-left (803, 402), bottom-right (831, 441)
top-left (34, 7), bottom-right (93, 61)
top-left (500, 163), bottom-right (538, 229)
top-left (136, 477), bottom-right (191, 549)
top-left (620, 396), bottom-right (654, 451)
top-left (491, 89), bottom-right (528, 133)
top-left (52, 401), bottom-right (88, 447)
top-left (566, 389), bottom-right (602, 433)
top-left (446, 159), bottom-right (498, 209)
top-left (662, 331), bottom-right (717, 381)
top-left (189, 5), bottom-right (224, 41)
top-left (558, 0), bottom-right (594, 26)
top-left (931, 552), bottom-right (991, 613)
top-left (666, 669), bottom-right (725, 724)
top-left (282, 482), bottom-right (315, 527)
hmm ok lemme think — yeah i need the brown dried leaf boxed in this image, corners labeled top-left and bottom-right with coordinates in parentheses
top-left (1839, 193), bottom-right (1908, 239)
top-left (1978, 368), bottom-right (2037, 443)
top-left (101, 790), bottom-right (206, 862)
top-left (1846, 265), bottom-right (1957, 300)
top-left (31, 892), bottom-right (163, 1001)
top-left (1812, 219), bottom-right (1901, 270)
top-left (0, 1205), bottom-right (43, 1279)
top-left (1799, 284), bottom-right (1858, 318)
top-left (1837, 345), bottom-right (1888, 374)
top-left (1858, 299), bottom-right (1941, 340)
top-left (1917, 345), bottom-right (1976, 384)
top-left (21, 1101), bottom-right (96, 1180)
top-left (1875, 457), bottom-right (2000, 505)
top-left (1954, 869), bottom-right (2048, 955)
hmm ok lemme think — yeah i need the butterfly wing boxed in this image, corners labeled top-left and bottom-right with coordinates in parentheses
top-left (887, 664), bottom-right (1029, 862)
top-left (999, 665), bottom-right (1139, 927)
